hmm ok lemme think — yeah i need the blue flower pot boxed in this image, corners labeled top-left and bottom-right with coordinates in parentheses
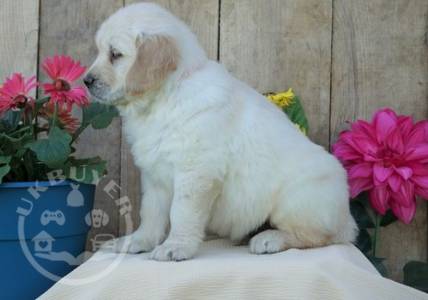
top-left (0, 180), bottom-right (95, 299)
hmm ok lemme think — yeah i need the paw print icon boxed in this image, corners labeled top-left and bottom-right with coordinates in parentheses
top-left (40, 210), bottom-right (66, 226)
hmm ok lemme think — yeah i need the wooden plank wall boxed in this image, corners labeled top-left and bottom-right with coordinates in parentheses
top-left (331, 0), bottom-right (428, 280)
top-left (0, 0), bottom-right (39, 95)
top-left (0, 0), bottom-right (427, 281)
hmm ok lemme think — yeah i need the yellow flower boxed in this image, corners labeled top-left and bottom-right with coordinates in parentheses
top-left (266, 88), bottom-right (295, 108)
top-left (265, 88), bottom-right (306, 135)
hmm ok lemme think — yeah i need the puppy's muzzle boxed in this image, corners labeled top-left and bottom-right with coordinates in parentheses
top-left (83, 72), bottom-right (112, 101)
top-left (83, 73), bottom-right (97, 88)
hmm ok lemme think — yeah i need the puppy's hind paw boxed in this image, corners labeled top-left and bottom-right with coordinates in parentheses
top-left (150, 241), bottom-right (198, 261)
top-left (249, 230), bottom-right (286, 254)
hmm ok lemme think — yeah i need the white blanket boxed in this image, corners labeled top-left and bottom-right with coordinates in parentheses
top-left (40, 239), bottom-right (427, 300)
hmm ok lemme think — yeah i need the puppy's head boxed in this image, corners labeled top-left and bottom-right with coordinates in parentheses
top-left (84, 3), bottom-right (205, 105)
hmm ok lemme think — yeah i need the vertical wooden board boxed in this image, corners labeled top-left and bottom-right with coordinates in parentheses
top-left (220, 0), bottom-right (333, 147)
top-left (39, 0), bottom-right (123, 249)
top-left (120, 0), bottom-right (219, 234)
top-left (0, 0), bottom-right (39, 83)
top-left (331, 0), bottom-right (428, 280)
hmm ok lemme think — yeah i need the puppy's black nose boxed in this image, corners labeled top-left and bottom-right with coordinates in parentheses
top-left (83, 73), bottom-right (96, 87)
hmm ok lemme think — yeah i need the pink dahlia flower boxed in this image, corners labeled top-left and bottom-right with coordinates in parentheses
top-left (0, 73), bottom-right (37, 114)
top-left (42, 55), bottom-right (89, 109)
top-left (333, 108), bottom-right (428, 224)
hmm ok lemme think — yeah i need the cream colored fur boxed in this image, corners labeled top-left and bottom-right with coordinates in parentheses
top-left (85, 2), bottom-right (357, 261)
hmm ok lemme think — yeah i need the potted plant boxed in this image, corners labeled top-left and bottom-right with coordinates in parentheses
top-left (0, 55), bottom-right (117, 299)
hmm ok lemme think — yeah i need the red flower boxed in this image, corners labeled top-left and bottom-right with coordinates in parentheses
top-left (333, 108), bottom-right (428, 224)
top-left (42, 55), bottom-right (89, 108)
top-left (41, 102), bottom-right (80, 133)
top-left (0, 73), bottom-right (37, 114)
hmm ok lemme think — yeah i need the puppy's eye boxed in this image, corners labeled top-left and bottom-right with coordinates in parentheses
top-left (109, 48), bottom-right (123, 63)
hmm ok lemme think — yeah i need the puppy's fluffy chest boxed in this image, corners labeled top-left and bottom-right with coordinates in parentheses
top-left (123, 112), bottom-right (172, 166)
top-left (119, 100), bottom-right (182, 188)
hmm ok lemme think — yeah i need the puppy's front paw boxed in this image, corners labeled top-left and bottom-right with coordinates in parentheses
top-left (104, 234), bottom-right (155, 254)
top-left (150, 241), bottom-right (198, 261)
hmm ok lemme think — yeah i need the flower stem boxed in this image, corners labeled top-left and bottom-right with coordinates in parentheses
top-left (51, 102), bottom-right (58, 131)
top-left (372, 213), bottom-right (381, 257)
top-left (33, 114), bottom-right (38, 140)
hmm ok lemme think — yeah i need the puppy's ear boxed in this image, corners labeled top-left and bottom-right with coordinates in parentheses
top-left (85, 213), bottom-right (92, 226)
top-left (126, 35), bottom-right (179, 95)
top-left (102, 212), bottom-right (109, 226)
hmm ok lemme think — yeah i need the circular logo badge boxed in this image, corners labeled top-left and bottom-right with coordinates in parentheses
top-left (16, 175), bottom-right (135, 286)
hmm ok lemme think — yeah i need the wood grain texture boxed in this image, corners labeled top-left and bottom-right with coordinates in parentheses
top-left (120, 0), bottom-right (220, 234)
top-left (0, 0), bottom-right (39, 87)
top-left (331, 0), bottom-right (428, 280)
top-left (39, 0), bottom-right (124, 247)
top-left (220, 0), bottom-right (333, 147)
top-left (1, 0), bottom-right (427, 281)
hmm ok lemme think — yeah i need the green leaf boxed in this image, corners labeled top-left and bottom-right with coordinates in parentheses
top-left (0, 132), bottom-right (33, 156)
top-left (28, 127), bottom-right (71, 168)
top-left (380, 210), bottom-right (398, 227)
top-left (350, 200), bottom-right (375, 229)
top-left (0, 153), bottom-right (11, 183)
top-left (367, 255), bottom-right (388, 277)
top-left (0, 156), bottom-right (11, 165)
top-left (0, 110), bottom-right (22, 132)
top-left (0, 164), bottom-right (11, 184)
top-left (355, 228), bottom-right (372, 254)
top-left (62, 156), bottom-right (107, 184)
top-left (283, 95), bottom-right (309, 133)
top-left (403, 261), bottom-right (428, 293)
top-left (82, 102), bottom-right (118, 130)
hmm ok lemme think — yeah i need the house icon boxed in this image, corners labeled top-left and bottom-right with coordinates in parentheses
top-left (32, 231), bottom-right (55, 253)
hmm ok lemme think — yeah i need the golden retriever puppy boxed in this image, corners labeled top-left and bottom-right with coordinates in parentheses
top-left (84, 2), bottom-right (357, 261)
